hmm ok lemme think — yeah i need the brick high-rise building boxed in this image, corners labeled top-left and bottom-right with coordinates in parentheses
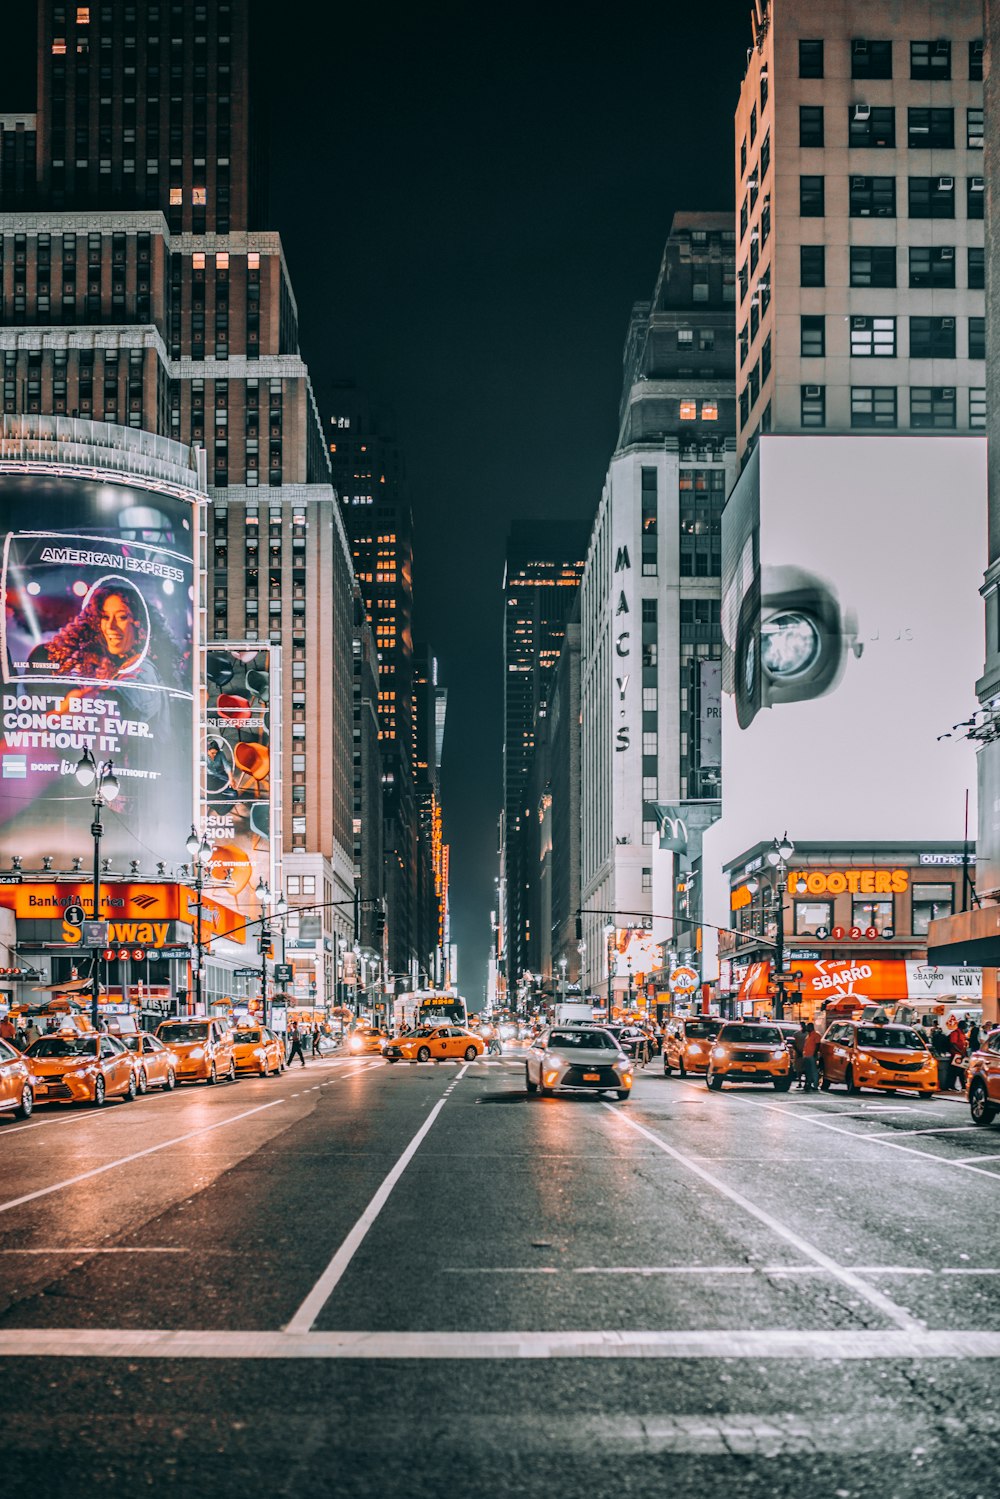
top-left (2, 0), bottom-right (358, 1003)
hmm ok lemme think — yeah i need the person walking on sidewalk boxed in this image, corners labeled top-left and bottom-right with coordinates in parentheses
top-left (801, 1023), bottom-right (820, 1092)
top-left (287, 1019), bottom-right (307, 1068)
top-left (792, 1021), bottom-right (807, 1089)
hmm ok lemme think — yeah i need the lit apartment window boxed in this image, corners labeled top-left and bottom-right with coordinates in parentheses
top-left (909, 246), bottom-right (955, 289)
top-left (800, 385), bottom-right (826, 428)
top-left (169, 187), bottom-right (182, 205)
top-left (851, 316), bottom-right (896, 357)
top-left (679, 398), bottom-right (697, 420)
top-left (910, 387), bottom-right (956, 429)
top-left (850, 386), bottom-right (897, 428)
top-left (192, 186), bottom-right (207, 205)
top-left (911, 39), bottom-right (950, 80)
top-left (701, 400), bottom-right (718, 421)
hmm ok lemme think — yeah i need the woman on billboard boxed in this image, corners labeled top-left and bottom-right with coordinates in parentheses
top-left (28, 577), bottom-right (178, 689)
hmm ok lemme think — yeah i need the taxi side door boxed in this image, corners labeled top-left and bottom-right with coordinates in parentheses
top-left (143, 1034), bottom-right (167, 1086)
top-left (429, 1027), bottom-right (453, 1060)
top-left (0, 1037), bottom-right (25, 1110)
top-left (101, 1035), bottom-right (130, 1096)
top-left (982, 1033), bottom-right (1000, 1102)
top-left (820, 1023), bottom-right (851, 1083)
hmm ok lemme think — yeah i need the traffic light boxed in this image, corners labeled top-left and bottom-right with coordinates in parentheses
top-left (374, 906), bottom-right (386, 943)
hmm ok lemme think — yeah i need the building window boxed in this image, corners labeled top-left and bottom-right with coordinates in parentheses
top-left (642, 868), bottom-right (652, 894)
top-left (799, 175), bottom-right (824, 216)
top-left (910, 386), bottom-right (956, 429)
top-left (850, 175), bottom-right (895, 217)
top-left (851, 316), bottom-right (896, 357)
top-left (800, 244), bottom-right (825, 287)
top-left (968, 177), bottom-right (985, 219)
top-left (853, 898), bottom-right (894, 934)
top-left (911, 39), bottom-right (950, 80)
top-left (908, 176), bottom-right (955, 219)
top-left (698, 328), bottom-right (715, 352)
top-left (692, 273), bottom-right (709, 303)
top-left (849, 106), bottom-right (896, 147)
top-left (761, 334), bottom-right (771, 381)
top-left (851, 386), bottom-right (897, 428)
top-left (970, 39), bottom-right (985, 81)
top-left (679, 398), bottom-right (697, 421)
top-left (740, 137), bottom-right (747, 175)
top-left (800, 385), bottom-right (826, 428)
top-left (643, 687), bottom-right (658, 711)
top-left (852, 39), bottom-right (892, 79)
top-left (850, 246), bottom-right (896, 288)
top-left (967, 108), bottom-right (984, 149)
top-left (910, 316), bottom-right (956, 359)
top-left (908, 107), bottom-right (954, 149)
top-left (911, 884), bottom-right (954, 935)
top-left (909, 246), bottom-right (955, 289)
top-left (642, 598), bottom-right (657, 624)
top-left (795, 901), bottom-right (833, 937)
top-left (799, 39), bottom-right (823, 78)
top-left (969, 247), bottom-right (985, 290)
top-left (679, 468), bottom-right (724, 577)
top-left (642, 820), bottom-right (656, 846)
top-left (969, 318), bottom-right (986, 360)
top-left (701, 400), bottom-right (718, 421)
top-left (970, 388), bottom-right (986, 429)
top-left (642, 731), bottom-right (658, 756)
top-left (800, 105), bottom-right (824, 147)
top-left (677, 327), bottom-right (693, 348)
top-left (800, 315), bottom-right (825, 358)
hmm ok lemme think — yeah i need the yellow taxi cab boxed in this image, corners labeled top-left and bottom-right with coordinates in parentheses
top-left (346, 1026), bottom-right (386, 1056)
top-left (0, 1035), bottom-right (33, 1120)
top-left (967, 1031), bottom-right (1000, 1125)
top-left (156, 1017), bottom-right (237, 1085)
top-left (232, 1025), bottom-right (285, 1076)
top-left (818, 1020), bottom-right (937, 1097)
top-left (662, 1016), bottom-right (723, 1077)
top-left (121, 1031), bottom-right (178, 1093)
top-left (705, 1021), bottom-right (793, 1092)
top-left (24, 1030), bottom-right (137, 1107)
top-left (384, 1025), bottom-right (486, 1063)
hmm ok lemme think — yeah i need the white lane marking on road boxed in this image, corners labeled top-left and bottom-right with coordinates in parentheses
top-left (285, 1068), bottom-right (467, 1333)
top-left (944, 1154), bottom-right (1000, 1166)
top-left (444, 1263), bottom-right (939, 1278)
top-left (888, 1125), bottom-right (986, 1136)
top-left (732, 1096), bottom-right (1000, 1180)
top-left (0, 1064), bottom-right (374, 1218)
top-left (6, 1327), bottom-right (1000, 1360)
top-left (603, 1103), bottom-right (923, 1334)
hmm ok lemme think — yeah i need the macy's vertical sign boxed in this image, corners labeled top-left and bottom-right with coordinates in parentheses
top-left (615, 543), bottom-right (631, 752)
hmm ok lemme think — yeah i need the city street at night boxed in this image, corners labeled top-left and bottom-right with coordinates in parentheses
top-left (3, 1051), bottom-right (1000, 1497)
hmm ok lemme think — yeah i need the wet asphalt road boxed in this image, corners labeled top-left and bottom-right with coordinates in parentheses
top-left (2, 1048), bottom-right (1000, 1497)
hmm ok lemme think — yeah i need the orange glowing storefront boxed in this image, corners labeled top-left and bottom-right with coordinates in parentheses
top-left (722, 843), bottom-right (980, 1019)
top-left (0, 879), bottom-right (254, 1017)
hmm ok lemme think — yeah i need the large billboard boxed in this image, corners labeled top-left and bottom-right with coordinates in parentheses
top-left (716, 437), bottom-right (983, 851)
top-left (0, 474), bottom-right (198, 866)
top-left (203, 644), bottom-right (280, 929)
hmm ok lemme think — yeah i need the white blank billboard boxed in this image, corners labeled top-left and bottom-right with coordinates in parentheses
top-left (715, 435), bottom-right (984, 856)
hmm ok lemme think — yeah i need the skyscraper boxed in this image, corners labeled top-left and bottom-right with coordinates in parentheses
top-left (500, 521), bottom-right (588, 1000)
top-left (3, 0), bottom-right (358, 1004)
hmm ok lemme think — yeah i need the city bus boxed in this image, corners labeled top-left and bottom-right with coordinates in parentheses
top-left (393, 990), bottom-right (468, 1034)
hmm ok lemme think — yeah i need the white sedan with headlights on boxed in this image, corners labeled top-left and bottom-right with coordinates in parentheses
top-left (525, 1026), bottom-right (633, 1101)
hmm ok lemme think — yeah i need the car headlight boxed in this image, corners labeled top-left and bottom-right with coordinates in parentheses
top-left (712, 1046), bottom-right (726, 1060)
top-left (856, 1051), bottom-right (871, 1063)
top-left (349, 1037), bottom-right (362, 1051)
top-left (188, 1047), bottom-right (205, 1060)
top-left (772, 1049), bottom-right (786, 1061)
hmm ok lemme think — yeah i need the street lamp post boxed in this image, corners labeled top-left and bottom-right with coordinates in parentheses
top-left (558, 955), bottom-right (567, 1011)
top-left (73, 748), bottom-right (119, 1032)
top-left (603, 922), bottom-right (616, 1021)
top-left (185, 825), bottom-right (213, 1016)
top-left (764, 832), bottom-right (795, 1020)
top-left (256, 878), bottom-right (272, 1026)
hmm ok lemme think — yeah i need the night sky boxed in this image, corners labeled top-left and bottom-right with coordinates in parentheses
top-left (5, 1), bottom-right (752, 1000)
